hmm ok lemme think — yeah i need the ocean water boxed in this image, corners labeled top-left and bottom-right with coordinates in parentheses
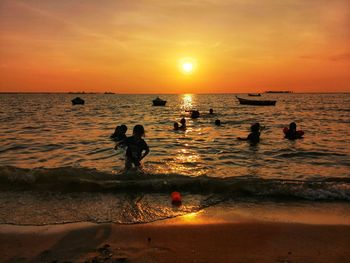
top-left (0, 93), bottom-right (349, 225)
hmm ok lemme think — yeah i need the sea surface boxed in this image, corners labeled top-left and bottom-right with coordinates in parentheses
top-left (0, 93), bottom-right (349, 225)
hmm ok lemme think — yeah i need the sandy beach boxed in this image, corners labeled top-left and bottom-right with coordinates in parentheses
top-left (1, 206), bottom-right (350, 263)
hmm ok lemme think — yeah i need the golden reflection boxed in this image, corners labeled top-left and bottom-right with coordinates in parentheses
top-left (176, 148), bottom-right (200, 163)
top-left (182, 94), bottom-right (193, 111)
top-left (167, 147), bottom-right (203, 176)
top-left (181, 211), bottom-right (202, 223)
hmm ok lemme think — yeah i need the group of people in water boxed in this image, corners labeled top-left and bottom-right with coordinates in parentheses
top-left (174, 108), bottom-right (221, 130)
top-left (111, 108), bottom-right (304, 171)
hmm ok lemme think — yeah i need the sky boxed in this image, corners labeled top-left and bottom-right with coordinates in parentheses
top-left (0, 0), bottom-right (349, 93)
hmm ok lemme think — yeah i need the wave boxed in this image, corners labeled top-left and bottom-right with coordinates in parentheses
top-left (0, 166), bottom-right (349, 201)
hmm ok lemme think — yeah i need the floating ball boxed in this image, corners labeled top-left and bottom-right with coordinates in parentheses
top-left (171, 191), bottom-right (182, 205)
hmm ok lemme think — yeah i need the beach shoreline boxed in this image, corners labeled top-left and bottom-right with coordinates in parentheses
top-left (1, 205), bottom-right (350, 263)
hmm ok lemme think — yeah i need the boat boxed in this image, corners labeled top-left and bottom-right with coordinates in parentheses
top-left (248, 93), bottom-right (261, 96)
top-left (236, 96), bottom-right (276, 106)
top-left (71, 97), bottom-right (85, 105)
top-left (152, 97), bottom-right (167, 106)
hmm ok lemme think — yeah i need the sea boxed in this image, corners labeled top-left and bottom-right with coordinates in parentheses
top-left (0, 93), bottom-right (349, 225)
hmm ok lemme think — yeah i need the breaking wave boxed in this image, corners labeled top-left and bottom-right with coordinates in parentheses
top-left (1, 166), bottom-right (349, 201)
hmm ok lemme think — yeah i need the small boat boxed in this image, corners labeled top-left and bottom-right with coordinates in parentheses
top-left (152, 97), bottom-right (167, 106)
top-left (71, 97), bottom-right (85, 105)
top-left (248, 93), bottom-right (261, 96)
top-left (236, 96), bottom-right (276, 106)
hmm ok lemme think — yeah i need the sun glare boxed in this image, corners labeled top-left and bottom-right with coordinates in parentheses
top-left (182, 62), bottom-right (193, 73)
top-left (179, 58), bottom-right (197, 75)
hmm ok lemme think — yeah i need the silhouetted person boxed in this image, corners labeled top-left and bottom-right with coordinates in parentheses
top-left (180, 118), bottom-right (187, 130)
top-left (111, 124), bottom-right (127, 141)
top-left (174, 122), bottom-right (180, 130)
top-left (238, 123), bottom-right (261, 145)
top-left (215, 119), bottom-right (221, 126)
top-left (111, 125), bottom-right (120, 138)
top-left (118, 125), bottom-right (149, 171)
top-left (209, 109), bottom-right (214, 114)
top-left (191, 110), bottom-right (200, 119)
top-left (284, 122), bottom-right (304, 140)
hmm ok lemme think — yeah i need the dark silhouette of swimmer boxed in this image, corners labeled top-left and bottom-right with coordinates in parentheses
top-left (174, 122), bottom-right (180, 130)
top-left (191, 110), bottom-right (200, 118)
top-left (209, 108), bottom-right (214, 114)
top-left (238, 123), bottom-right (261, 145)
top-left (285, 122), bottom-right (303, 140)
top-left (215, 119), bottom-right (221, 126)
top-left (179, 118), bottom-right (187, 130)
top-left (118, 125), bottom-right (149, 170)
top-left (111, 124), bottom-right (127, 141)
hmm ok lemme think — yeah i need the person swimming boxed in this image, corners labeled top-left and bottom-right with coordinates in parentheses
top-left (179, 118), bottom-right (187, 130)
top-left (209, 108), bottom-right (214, 114)
top-left (238, 123), bottom-right (261, 145)
top-left (190, 110), bottom-right (200, 119)
top-left (118, 124), bottom-right (149, 171)
top-left (173, 122), bottom-right (180, 130)
top-left (215, 119), bottom-right (221, 126)
top-left (284, 122), bottom-right (304, 140)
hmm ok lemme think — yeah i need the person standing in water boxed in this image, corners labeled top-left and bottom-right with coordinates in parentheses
top-left (238, 123), bottom-right (261, 145)
top-left (116, 125), bottom-right (149, 170)
top-left (111, 124), bottom-right (127, 141)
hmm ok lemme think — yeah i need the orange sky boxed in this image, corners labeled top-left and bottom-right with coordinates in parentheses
top-left (0, 0), bottom-right (349, 93)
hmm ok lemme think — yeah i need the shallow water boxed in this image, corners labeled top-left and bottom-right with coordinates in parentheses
top-left (0, 93), bottom-right (349, 225)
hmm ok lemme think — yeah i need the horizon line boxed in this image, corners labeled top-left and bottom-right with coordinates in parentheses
top-left (0, 91), bottom-right (350, 94)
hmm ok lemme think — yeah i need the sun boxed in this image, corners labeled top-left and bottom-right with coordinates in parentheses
top-left (179, 57), bottom-right (197, 75)
top-left (182, 62), bottom-right (193, 73)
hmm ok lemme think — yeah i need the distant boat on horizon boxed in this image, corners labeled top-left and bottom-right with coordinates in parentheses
top-left (236, 96), bottom-right (276, 106)
top-left (152, 97), bottom-right (167, 106)
top-left (265, 91), bottom-right (293, 93)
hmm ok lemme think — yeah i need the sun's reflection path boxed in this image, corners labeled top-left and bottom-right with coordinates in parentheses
top-left (166, 146), bottom-right (205, 176)
top-left (182, 94), bottom-right (193, 112)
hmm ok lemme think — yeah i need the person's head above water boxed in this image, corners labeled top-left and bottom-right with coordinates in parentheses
top-left (251, 123), bottom-right (260, 133)
top-left (173, 122), bottom-right (179, 130)
top-left (289, 122), bottom-right (297, 131)
top-left (191, 110), bottom-right (200, 118)
top-left (209, 109), bottom-right (214, 114)
top-left (215, 119), bottom-right (221, 126)
top-left (180, 118), bottom-right (186, 125)
top-left (120, 124), bottom-right (127, 134)
top-left (133, 124), bottom-right (145, 137)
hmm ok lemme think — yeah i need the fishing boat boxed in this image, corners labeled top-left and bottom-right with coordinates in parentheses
top-left (236, 96), bottom-right (276, 106)
top-left (248, 93), bottom-right (261, 96)
top-left (152, 97), bottom-right (167, 106)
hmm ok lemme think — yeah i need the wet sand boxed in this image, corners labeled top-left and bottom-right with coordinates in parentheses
top-left (1, 206), bottom-right (350, 263)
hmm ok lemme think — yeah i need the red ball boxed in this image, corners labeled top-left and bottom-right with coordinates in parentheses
top-left (171, 191), bottom-right (182, 205)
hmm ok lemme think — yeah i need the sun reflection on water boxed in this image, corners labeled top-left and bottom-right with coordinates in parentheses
top-left (182, 94), bottom-right (193, 111)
